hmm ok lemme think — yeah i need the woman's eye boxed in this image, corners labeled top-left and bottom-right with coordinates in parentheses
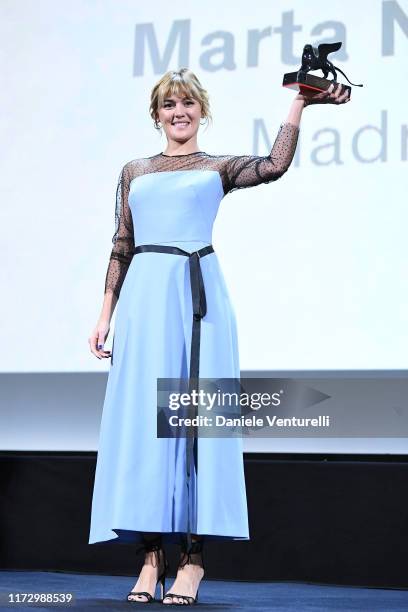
top-left (163, 100), bottom-right (193, 108)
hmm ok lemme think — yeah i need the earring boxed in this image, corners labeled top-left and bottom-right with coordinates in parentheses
top-left (199, 118), bottom-right (207, 125)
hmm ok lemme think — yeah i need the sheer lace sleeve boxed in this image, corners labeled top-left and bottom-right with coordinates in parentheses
top-left (104, 163), bottom-right (134, 300)
top-left (223, 122), bottom-right (299, 194)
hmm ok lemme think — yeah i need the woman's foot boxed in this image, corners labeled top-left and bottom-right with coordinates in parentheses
top-left (162, 540), bottom-right (204, 605)
top-left (128, 548), bottom-right (166, 603)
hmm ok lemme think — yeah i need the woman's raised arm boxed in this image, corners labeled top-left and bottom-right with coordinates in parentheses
top-left (223, 82), bottom-right (350, 195)
top-left (222, 121), bottom-right (300, 194)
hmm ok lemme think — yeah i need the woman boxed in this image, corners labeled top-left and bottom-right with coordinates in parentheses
top-left (88, 68), bottom-right (350, 605)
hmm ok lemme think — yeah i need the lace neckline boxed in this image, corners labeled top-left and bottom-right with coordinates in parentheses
top-left (160, 151), bottom-right (205, 157)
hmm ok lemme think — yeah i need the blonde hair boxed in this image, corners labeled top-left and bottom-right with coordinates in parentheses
top-left (149, 68), bottom-right (212, 131)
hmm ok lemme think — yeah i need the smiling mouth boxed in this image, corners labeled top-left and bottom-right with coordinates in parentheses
top-left (172, 122), bottom-right (190, 127)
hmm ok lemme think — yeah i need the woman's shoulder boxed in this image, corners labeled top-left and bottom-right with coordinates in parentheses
top-left (120, 155), bottom-right (162, 177)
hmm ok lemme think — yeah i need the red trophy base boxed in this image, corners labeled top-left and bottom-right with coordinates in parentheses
top-left (282, 71), bottom-right (351, 98)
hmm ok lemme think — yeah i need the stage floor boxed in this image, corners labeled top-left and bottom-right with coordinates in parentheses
top-left (1, 570), bottom-right (407, 611)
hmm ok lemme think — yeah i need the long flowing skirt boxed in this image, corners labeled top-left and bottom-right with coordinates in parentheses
top-left (88, 240), bottom-right (250, 545)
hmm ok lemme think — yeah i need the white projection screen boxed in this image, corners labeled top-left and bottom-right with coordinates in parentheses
top-left (1, 0), bottom-right (407, 453)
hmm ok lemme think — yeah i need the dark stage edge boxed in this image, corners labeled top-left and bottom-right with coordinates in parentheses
top-left (1, 451), bottom-right (408, 589)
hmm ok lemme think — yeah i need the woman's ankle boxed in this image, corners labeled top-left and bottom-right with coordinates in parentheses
top-left (145, 548), bottom-right (166, 569)
top-left (178, 539), bottom-right (204, 569)
top-left (140, 533), bottom-right (164, 567)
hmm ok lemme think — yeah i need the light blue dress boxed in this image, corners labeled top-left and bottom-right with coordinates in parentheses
top-left (88, 122), bottom-right (299, 546)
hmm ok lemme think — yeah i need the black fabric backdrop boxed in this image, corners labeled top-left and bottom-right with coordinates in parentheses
top-left (1, 451), bottom-right (407, 588)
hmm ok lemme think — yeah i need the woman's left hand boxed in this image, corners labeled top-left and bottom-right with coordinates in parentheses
top-left (295, 82), bottom-right (351, 107)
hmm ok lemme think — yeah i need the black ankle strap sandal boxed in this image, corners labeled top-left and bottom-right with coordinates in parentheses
top-left (162, 538), bottom-right (205, 605)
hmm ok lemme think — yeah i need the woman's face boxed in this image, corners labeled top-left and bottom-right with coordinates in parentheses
top-left (156, 92), bottom-right (202, 144)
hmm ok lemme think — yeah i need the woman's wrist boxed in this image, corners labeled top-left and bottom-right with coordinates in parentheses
top-left (284, 96), bottom-right (305, 129)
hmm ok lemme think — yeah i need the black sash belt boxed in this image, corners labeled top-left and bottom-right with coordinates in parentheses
top-left (132, 243), bottom-right (214, 553)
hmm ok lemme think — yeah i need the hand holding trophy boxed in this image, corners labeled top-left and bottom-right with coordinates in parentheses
top-left (297, 81), bottom-right (351, 107)
top-left (283, 41), bottom-right (363, 107)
